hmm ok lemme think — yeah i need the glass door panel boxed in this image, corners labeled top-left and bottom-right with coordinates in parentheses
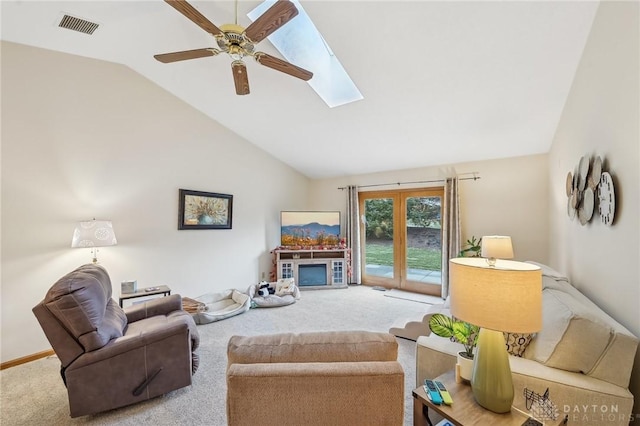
top-left (403, 195), bottom-right (443, 294)
top-left (362, 196), bottom-right (399, 287)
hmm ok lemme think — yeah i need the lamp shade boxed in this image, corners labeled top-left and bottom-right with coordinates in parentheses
top-left (480, 235), bottom-right (514, 260)
top-left (449, 257), bottom-right (541, 333)
top-left (71, 220), bottom-right (117, 248)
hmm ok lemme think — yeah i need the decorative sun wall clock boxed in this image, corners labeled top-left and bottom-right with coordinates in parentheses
top-left (565, 155), bottom-right (615, 226)
top-left (597, 172), bottom-right (615, 226)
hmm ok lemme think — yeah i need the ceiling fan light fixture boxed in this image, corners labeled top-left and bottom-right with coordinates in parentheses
top-left (227, 45), bottom-right (245, 61)
top-left (156, 0), bottom-right (312, 95)
top-left (216, 24), bottom-right (254, 59)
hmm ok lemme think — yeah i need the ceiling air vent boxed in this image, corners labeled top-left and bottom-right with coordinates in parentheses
top-left (58, 14), bottom-right (99, 35)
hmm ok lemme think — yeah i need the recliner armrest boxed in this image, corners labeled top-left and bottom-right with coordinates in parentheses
top-left (67, 320), bottom-right (189, 370)
top-left (124, 294), bottom-right (183, 322)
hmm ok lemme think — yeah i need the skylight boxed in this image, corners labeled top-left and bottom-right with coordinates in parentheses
top-left (248, 0), bottom-right (363, 108)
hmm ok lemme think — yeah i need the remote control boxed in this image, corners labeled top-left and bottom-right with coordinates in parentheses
top-left (434, 380), bottom-right (453, 405)
top-left (424, 379), bottom-right (443, 405)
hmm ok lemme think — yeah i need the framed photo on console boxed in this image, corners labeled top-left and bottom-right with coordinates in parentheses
top-left (178, 189), bottom-right (233, 230)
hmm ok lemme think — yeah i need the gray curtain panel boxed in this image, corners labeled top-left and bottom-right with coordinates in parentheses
top-left (441, 177), bottom-right (461, 297)
top-left (346, 185), bottom-right (362, 284)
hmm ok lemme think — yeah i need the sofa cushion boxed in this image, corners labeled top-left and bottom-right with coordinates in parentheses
top-left (504, 333), bottom-right (533, 357)
top-left (524, 288), bottom-right (613, 374)
top-left (227, 331), bottom-right (397, 367)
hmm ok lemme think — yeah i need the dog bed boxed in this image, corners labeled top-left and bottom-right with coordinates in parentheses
top-left (190, 289), bottom-right (250, 324)
top-left (248, 278), bottom-right (301, 308)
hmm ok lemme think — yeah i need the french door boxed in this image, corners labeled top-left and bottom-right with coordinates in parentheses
top-left (358, 188), bottom-right (444, 296)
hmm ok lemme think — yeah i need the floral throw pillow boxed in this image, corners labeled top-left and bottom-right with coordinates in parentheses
top-left (504, 332), bottom-right (534, 357)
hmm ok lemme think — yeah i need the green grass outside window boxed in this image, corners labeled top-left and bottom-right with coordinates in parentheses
top-left (365, 243), bottom-right (442, 271)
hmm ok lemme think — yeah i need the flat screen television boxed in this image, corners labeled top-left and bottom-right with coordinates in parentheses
top-left (280, 211), bottom-right (341, 247)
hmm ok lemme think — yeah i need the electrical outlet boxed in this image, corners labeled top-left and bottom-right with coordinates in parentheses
top-left (261, 272), bottom-right (266, 280)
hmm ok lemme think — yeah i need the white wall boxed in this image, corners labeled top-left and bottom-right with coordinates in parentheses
top-left (309, 154), bottom-right (549, 264)
top-left (0, 42), bottom-right (310, 363)
top-left (548, 1), bottom-right (640, 416)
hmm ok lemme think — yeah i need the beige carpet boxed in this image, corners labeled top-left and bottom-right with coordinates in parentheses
top-left (383, 288), bottom-right (443, 305)
top-left (1, 285), bottom-right (431, 426)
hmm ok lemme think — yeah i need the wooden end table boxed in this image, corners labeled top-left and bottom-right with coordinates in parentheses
top-left (118, 285), bottom-right (171, 308)
top-left (413, 370), bottom-right (567, 426)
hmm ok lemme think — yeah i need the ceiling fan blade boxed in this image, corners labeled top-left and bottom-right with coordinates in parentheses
top-left (154, 48), bottom-right (220, 63)
top-left (244, 0), bottom-right (298, 43)
top-left (254, 52), bottom-right (313, 81)
top-left (165, 0), bottom-right (223, 36)
top-left (232, 61), bottom-right (250, 95)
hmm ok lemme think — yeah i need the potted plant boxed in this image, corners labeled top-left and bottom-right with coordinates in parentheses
top-left (459, 236), bottom-right (482, 257)
top-left (428, 313), bottom-right (479, 381)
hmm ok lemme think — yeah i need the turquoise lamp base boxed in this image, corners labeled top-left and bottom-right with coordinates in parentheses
top-left (471, 328), bottom-right (514, 413)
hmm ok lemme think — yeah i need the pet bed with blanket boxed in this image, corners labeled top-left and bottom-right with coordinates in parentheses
top-left (186, 289), bottom-right (250, 324)
top-left (248, 278), bottom-right (300, 308)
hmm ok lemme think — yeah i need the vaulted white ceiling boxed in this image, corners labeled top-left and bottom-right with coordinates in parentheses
top-left (1, 1), bottom-right (599, 179)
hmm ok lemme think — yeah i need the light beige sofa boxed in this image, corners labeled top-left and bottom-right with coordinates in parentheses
top-left (415, 262), bottom-right (638, 425)
top-left (226, 330), bottom-right (404, 426)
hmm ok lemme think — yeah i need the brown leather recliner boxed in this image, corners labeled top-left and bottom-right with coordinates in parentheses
top-left (32, 264), bottom-right (199, 418)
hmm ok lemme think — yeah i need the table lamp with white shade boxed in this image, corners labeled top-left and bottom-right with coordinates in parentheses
top-left (481, 235), bottom-right (514, 266)
top-left (449, 257), bottom-right (542, 413)
top-left (71, 219), bottom-right (117, 264)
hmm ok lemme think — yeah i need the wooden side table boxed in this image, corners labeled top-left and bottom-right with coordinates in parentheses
top-left (413, 370), bottom-right (566, 426)
top-left (118, 285), bottom-right (171, 308)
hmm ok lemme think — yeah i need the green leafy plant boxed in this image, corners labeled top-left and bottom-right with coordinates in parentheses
top-left (428, 313), bottom-right (479, 358)
top-left (458, 236), bottom-right (482, 257)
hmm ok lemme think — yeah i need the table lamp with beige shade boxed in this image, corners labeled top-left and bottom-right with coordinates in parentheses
top-left (449, 257), bottom-right (542, 413)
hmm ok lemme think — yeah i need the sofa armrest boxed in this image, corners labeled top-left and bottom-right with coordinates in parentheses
top-left (124, 294), bottom-right (183, 322)
top-left (227, 361), bottom-right (404, 426)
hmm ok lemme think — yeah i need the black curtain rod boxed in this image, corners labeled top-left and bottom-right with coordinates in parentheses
top-left (337, 174), bottom-right (481, 190)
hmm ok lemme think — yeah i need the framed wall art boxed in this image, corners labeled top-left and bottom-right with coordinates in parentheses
top-left (178, 189), bottom-right (233, 230)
